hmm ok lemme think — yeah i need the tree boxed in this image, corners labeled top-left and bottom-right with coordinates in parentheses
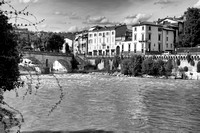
top-left (47, 34), bottom-right (64, 52)
top-left (113, 56), bottom-right (121, 70)
top-left (179, 8), bottom-right (200, 47)
top-left (0, 12), bottom-right (21, 92)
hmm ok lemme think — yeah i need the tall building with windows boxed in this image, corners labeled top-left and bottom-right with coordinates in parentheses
top-left (127, 22), bottom-right (175, 55)
top-left (73, 31), bottom-right (88, 55)
top-left (87, 24), bottom-right (127, 56)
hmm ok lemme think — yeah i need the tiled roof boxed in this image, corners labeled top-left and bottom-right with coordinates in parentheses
top-left (132, 21), bottom-right (162, 27)
top-left (89, 24), bottom-right (126, 32)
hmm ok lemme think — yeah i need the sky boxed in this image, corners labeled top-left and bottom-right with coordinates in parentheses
top-left (1, 0), bottom-right (200, 32)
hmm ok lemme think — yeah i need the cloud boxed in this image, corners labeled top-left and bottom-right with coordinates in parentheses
top-left (39, 24), bottom-right (48, 28)
top-left (67, 26), bottom-right (90, 33)
top-left (154, 0), bottom-right (173, 5)
top-left (83, 16), bottom-right (118, 25)
top-left (194, 0), bottom-right (200, 7)
top-left (67, 26), bottom-right (79, 33)
top-left (124, 13), bottom-right (152, 25)
top-left (68, 12), bottom-right (81, 20)
top-left (19, 0), bottom-right (38, 3)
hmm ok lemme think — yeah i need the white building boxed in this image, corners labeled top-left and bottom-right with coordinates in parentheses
top-left (73, 31), bottom-right (88, 55)
top-left (87, 24), bottom-right (127, 56)
top-left (128, 22), bottom-right (175, 55)
top-left (61, 38), bottom-right (73, 53)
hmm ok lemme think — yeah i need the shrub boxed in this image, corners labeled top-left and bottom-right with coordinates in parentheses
top-left (183, 66), bottom-right (188, 72)
top-left (186, 54), bottom-right (192, 63)
top-left (113, 56), bottom-right (121, 70)
top-left (157, 59), bottom-right (166, 76)
top-left (103, 58), bottom-right (111, 72)
top-left (176, 59), bottom-right (180, 66)
top-left (142, 58), bottom-right (154, 75)
top-left (197, 61), bottom-right (200, 73)
top-left (128, 55), bottom-right (143, 76)
top-left (165, 59), bottom-right (173, 73)
top-left (190, 59), bottom-right (195, 66)
top-left (121, 59), bottom-right (131, 75)
top-left (142, 58), bottom-right (166, 76)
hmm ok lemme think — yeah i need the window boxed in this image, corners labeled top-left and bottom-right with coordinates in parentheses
top-left (158, 27), bottom-right (162, 32)
top-left (166, 31), bottom-right (168, 35)
top-left (142, 43), bottom-right (144, 53)
top-left (112, 31), bottom-right (114, 35)
top-left (134, 34), bottom-right (137, 41)
top-left (94, 33), bottom-right (97, 36)
top-left (149, 26), bottom-right (151, 31)
top-left (166, 37), bottom-right (168, 41)
top-left (142, 34), bottom-right (144, 41)
top-left (103, 33), bottom-right (105, 37)
top-left (107, 46), bottom-right (109, 49)
top-left (128, 43), bottom-right (131, 53)
top-left (88, 52), bottom-right (92, 55)
top-left (149, 33), bottom-right (151, 40)
top-left (106, 32), bottom-right (109, 35)
top-left (99, 50), bottom-right (102, 55)
top-left (171, 43), bottom-right (172, 48)
top-left (134, 43), bottom-right (137, 53)
top-left (122, 44), bottom-right (124, 52)
top-left (158, 34), bottom-right (161, 41)
top-left (89, 34), bottom-right (92, 37)
top-left (166, 43), bottom-right (168, 48)
top-left (142, 26), bottom-right (144, 30)
top-left (134, 27), bottom-right (137, 31)
top-left (99, 33), bottom-right (102, 36)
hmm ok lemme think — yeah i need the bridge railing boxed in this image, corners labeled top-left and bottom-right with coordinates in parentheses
top-left (21, 50), bottom-right (73, 57)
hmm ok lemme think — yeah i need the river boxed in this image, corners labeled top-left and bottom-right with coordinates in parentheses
top-left (3, 74), bottom-right (200, 133)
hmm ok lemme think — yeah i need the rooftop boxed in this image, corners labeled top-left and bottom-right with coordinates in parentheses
top-left (132, 21), bottom-right (162, 27)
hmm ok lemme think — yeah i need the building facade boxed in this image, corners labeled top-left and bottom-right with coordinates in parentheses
top-left (125, 22), bottom-right (175, 55)
top-left (73, 31), bottom-right (88, 55)
top-left (87, 24), bottom-right (128, 56)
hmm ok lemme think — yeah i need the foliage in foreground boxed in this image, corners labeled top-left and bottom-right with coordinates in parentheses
top-left (0, 12), bottom-right (22, 92)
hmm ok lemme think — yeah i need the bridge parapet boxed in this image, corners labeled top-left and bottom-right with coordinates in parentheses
top-left (21, 51), bottom-right (73, 70)
top-left (144, 54), bottom-right (200, 61)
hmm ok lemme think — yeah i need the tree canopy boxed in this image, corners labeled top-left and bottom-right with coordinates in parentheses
top-left (0, 12), bottom-right (21, 92)
top-left (47, 34), bottom-right (64, 52)
top-left (179, 7), bottom-right (200, 47)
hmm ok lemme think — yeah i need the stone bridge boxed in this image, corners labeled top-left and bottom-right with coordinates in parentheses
top-left (21, 51), bottom-right (73, 69)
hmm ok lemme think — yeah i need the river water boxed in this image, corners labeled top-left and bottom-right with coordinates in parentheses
top-left (3, 74), bottom-right (200, 133)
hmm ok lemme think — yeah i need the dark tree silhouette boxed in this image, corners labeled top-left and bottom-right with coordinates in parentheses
top-left (179, 8), bottom-right (200, 47)
top-left (0, 11), bottom-right (21, 92)
top-left (47, 34), bottom-right (64, 52)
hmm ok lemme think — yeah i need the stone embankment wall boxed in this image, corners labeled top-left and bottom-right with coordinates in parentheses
top-left (89, 54), bottom-right (200, 80)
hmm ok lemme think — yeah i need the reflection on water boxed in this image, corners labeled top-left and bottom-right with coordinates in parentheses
top-left (3, 74), bottom-right (200, 133)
